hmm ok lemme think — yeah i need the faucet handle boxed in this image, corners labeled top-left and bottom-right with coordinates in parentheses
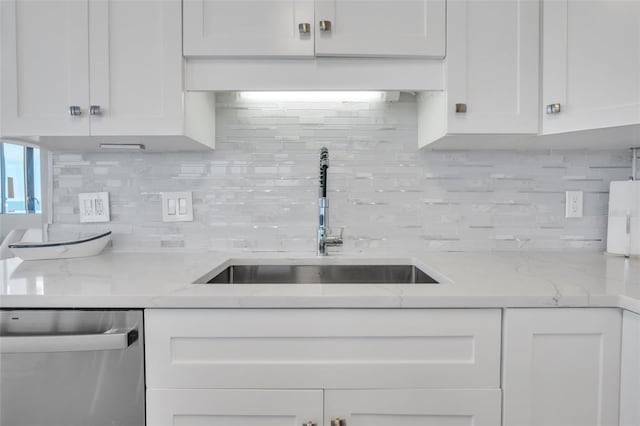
top-left (331, 227), bottom-right (344, 244)
top-left (324, 227), bottom-right (344, 248)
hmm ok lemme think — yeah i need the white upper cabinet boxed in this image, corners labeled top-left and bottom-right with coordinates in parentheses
top-left (0, 0), bottom-right (215, 150)
top-left (183, 0), bottom-right (445, 58)
top-left (183, 0), bottom-right (315, 57)
top-left (418, 0), bottom-right (539, 148)
top-left (542, 0), bottom-right (640, 135)
top-left (183, 0), bottom-right (447, 90)
top-left (0, 0), bottom-right (90, 136)
top-left (446, 0), bottom-right (539, 134)
top-left (314, 0), bottom-right (446, 57)
top-left (88, 0), bottom-right (184, 136)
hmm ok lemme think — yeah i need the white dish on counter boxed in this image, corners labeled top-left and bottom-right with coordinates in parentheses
top-left (8, 231), bottom-right (111, 261)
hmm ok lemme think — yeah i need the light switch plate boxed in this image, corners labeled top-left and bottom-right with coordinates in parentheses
top-left (161, 192), bottom-right (193, 222)
top-left (79, 192), bottom-right (110, 223)
top-left (565, 190), bottom-right (584, 218)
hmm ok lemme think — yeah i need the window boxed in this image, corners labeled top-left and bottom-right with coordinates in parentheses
top-left (0, 142), bottom-right (42, 214)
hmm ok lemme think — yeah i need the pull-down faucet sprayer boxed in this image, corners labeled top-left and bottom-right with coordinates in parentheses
top-left (317, 147), bottom-right (343, 255)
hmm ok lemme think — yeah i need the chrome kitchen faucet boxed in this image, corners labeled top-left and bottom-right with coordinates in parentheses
top-left (317, 147), bottom-right (343, 255)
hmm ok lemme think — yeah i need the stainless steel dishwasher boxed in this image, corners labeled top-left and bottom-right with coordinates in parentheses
top-left (0, 309), bottom-right (145, 426)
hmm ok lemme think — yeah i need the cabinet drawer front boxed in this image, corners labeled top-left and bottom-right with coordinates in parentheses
top-left (325, 389), bottom-right (501, 426)
top-left (146, 309), bottom-right (501, 389)
top-left (147, 389), bottom-right (323, 426)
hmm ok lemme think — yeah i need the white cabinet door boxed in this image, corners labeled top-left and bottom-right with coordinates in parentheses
top-left (542, 0), bottom-right (640, 134)
top-left (621, 310), bottom-right (640, 426)
top-left (183, 0), bottom-right (315, 57)
top-left (88, 0), bottom-right (184, 135)
top-left (447, 0), bottom-right (539, 134)
top-left (325, 389), bottom-right (501, 426)
top-left (147, 389), bottom-right (323, 426)
top-left (314, 0), bottom-right (445, 57)
top-left (503, 308), bottom-right (622, 426)
top-left (0, 0), bottom-right (89, 136)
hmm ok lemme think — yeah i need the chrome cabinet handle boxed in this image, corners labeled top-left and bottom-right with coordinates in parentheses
top-left (319, 20), bottom-right (332, 31)
top-left (299, 23), bottom-right (311, 34)
top-left (90, 105), bottom-right (102, 116)
top-left (331, 418), bottom-right (346, 426)
top-left (455, 103), bottom-right (467, 113)
top-left (0, 328), bottom-right (138, 353)
top-left (302, 422), bottom-right (317, 426)
top-left (68, 106), bottom-right (82, 116)
top-left (546, 103), bottom-right (561, 114)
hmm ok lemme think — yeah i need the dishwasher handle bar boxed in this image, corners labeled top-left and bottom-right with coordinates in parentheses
top-left (0, 328), bottom-right (138, 353)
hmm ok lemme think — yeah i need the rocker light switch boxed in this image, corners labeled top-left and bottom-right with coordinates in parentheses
top-left (167, 198), bottom-right (177, 215)
top-left (161, 192), bottom-right (193, 222)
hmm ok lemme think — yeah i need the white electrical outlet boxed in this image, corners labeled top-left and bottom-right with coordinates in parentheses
top-left (161, 192), bottom-right (193, 222)
top-left (565, 191), bottom-right (584, 218)
top-left (78, 192), bottom-right (110, 223)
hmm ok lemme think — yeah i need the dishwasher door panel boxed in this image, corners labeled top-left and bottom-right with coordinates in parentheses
top-left (0, 310), bottom-right (145, 426)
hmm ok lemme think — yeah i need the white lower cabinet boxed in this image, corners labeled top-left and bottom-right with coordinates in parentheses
top-left (145, 309), bottom-right (503, 426)
top-left (147, 389), bottom-right (323, 426)
top-left (325, 389), bottom-right (501, 426)
top-left (503, 308), bottom-right (622, 426)
top-left (146, 388), bottom-right (501, 426)
top-left (621, 310), bottom-right (640, 426)
top-left (146, 307), bottom-right (626, 426)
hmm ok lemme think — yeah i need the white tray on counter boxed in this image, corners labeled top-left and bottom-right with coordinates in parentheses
top-left (9, 231), bottom-right (111, 261)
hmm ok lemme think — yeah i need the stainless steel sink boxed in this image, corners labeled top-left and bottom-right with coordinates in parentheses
top-left (196, 264), bottom-right (439, 284)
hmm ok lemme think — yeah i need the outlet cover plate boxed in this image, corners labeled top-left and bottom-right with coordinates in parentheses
top-left (565, 190), bottom-right (584, 218)
top-left (79, 192), bottom-right (110, 223)
top-left (161, 191), bottom-right (193, 222)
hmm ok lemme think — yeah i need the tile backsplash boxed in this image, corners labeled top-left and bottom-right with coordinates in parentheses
top-left (50, 93), bottom-right (631, 253)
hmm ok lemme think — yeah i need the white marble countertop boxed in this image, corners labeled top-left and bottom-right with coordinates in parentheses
top-left (1, 251), bottom-right (640, 313)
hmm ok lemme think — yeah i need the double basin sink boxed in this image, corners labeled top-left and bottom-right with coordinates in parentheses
top-left (195, 261), bottom-right (440, 285)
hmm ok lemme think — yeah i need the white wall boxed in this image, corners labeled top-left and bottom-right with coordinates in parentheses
top-left (0, 214), bottom-right (42, 241)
